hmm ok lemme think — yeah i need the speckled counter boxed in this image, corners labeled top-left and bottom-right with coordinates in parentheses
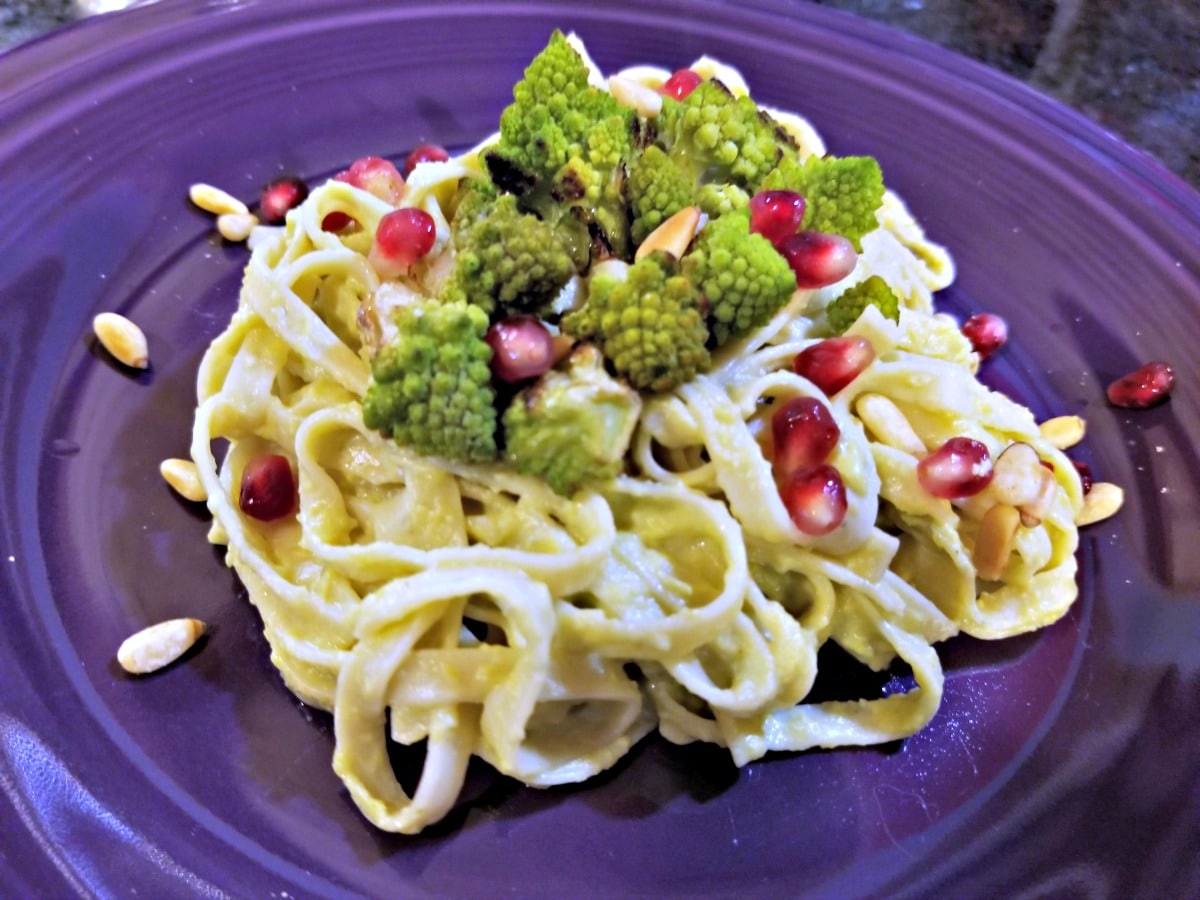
top-left (3, 0), bottom-right (1197, 188)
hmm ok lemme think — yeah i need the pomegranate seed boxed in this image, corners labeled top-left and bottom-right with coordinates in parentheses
top-left (770, 396), bottom-right (840, 478)
top-left (777, 231), bottom-right (858, 289)
top-left (368, 208), bottom-right (437, 278)
top-left (239, 454), bottom-right (296, 521)
top-left (749, 190), bottom-right (806, 247)
top-left (659, 68), bottom-right (703, 101)
top-left (792, 336), bottom-right (875, 396)
top-left (917, 437), bottom-right (994, 499)
top-left (1071, 459), bottom-right (1094, 495)
top-left (485, 316), bottom-right (555, 383)
top-left (337, 156), bottom-right (405, 205)
top-left (961, 313), bottom-right (1008, 361)
top-left (402, 143), bottom-right (450, 177)
top-left (259, 175), bottom-right (308, 225)
top-left (1106, 360), bottom-right (1175, 409)
top-left (322, 211), bottom-right (355, 232)
top-left (779, 464), bottom-right (848, 536)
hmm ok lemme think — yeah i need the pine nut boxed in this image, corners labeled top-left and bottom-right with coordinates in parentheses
top-left (117, 618), bottom-right (206, 675)
top-left (608, 74), bottom-right (663, 118)
top-left (989, 442), bottom-right (1043, 507)
top-left (216, 212), bottom-right (259, 242)
top-left (973, 503), bottom-right (1021, 581)
top-left (855, 394), bottom-right (926, 456)
top-left (636, 205), bottom-right (701, 261)
top-left (1039, 415), bottom-right (1086, 450)
top-left (159, 458), bottom-right (207, 502)
top-left (1017, 467), bottom-right (1057, 527)
top-left (1076, 482), bottom-right (1123, 526)
top-left (189, 182), bottom-right (249, 216)
top-left (93, 312), bottom-right (149, 369)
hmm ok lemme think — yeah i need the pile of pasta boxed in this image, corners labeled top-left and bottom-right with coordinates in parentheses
top-left (190, 58), bottom-right (1083, 834)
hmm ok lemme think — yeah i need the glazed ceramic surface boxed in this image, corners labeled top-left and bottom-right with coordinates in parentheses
top-left (1, 1), bottom-right (1197, 896)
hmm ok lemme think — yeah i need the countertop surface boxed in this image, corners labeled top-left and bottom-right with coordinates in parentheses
top-left (3, 0), bottom-right (1197, 189)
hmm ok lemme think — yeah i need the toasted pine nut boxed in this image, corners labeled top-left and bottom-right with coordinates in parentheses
top-left (117, 618), bottom-right (206, 675)
top-left (973, 503), bottom-right (1021, 581)
top-left (1018, 466), bottom-right (1058, 527)
top-left (636, 205), bottom-right (701, 261)
top-left (1076, 482), bottom-right (1123, 526)
top-left (189, 182), bottom-right (249, 216)
top-left (855, 394), bottom-right (926, 456)
top-left (989, 442), bottom-right (1043, 508)
top-left (93, 312), bottom-right (149, 369)
top-left (608, 75), bottom-right (663, 118)
top-left (216, 212), bottom-right (259, 242)
top-left (1039, 415), bottom-right (1086, 450)
top-left (160, 458), bottom-right (207, 502)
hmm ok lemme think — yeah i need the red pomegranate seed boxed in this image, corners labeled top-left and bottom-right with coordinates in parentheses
top-left (777, 231), bottom-right (858, 289)
top-left (917, 437), bottom-right (994, 499)
top-left (961, 312), bottom-right (1008, 361)
top-left (749, 190), bottom-right (806, 247)
top-left (770, 396), bottom-right (840, 478)
top-left (338, 156), bottom-right (405, 205)
top-left (239, 454), bottom-right (297, 521)
top-left (259, 175), bottom-right (309, 225)
top-left (779, 464), bottom-right (848, 536)
top-left (659, 68), bottom-right (703, 101)
top-left (1071, 459), bottom-right (1094, 495)
top-left (322, 211), bottom-right (355, 232)
top-left (368, 208), bottom-right (437, 278)
top-left (485, 316), bottom-right (555, 383)
top-left (1106, 361), bottom-right (1175, 409)
top-left (792, 336), bottom-right (876, 396)
top-left (402, 143), bottom-right (450, 177)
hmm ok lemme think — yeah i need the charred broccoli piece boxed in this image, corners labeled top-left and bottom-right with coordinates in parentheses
top-left (655, 79), bottom-right (792, 191)
top-left (484, 31), bottom-right (637, 264)
top-left (362, 299), bottom-right (497, 462)
top-left (683, 209), bottom-right (797, 345)
top-left (443, 191), bottom-right (576, 317)
top-left (759, 154), bottom-right (884, 250)
top-left (562, 252), bottom-right (710, 393)
top-left (502, 345), bottom-right (642, 495)
top-left (825, 275), bottom-right (900, 334)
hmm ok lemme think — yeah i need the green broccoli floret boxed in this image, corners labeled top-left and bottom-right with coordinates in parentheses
top-left (502, 344), bottom-right (643, 495)
top-left (484, 31), bottom-right (637, 264)
top-left (759, 154), bottom-right (884, 250)
top-left (655, 79), bottom-right (793, 192)
top-left (443, 192), bottom-right (576, 316)
top-left (825, 275), bottom-right (900, 334)
top-left (682, 210), bottom-right (796, 345)
top-left (362, 299), bottom-right (498, 462)
top-left (563, 252), bottom-right (710, 393)
top-left (695, 182), bottom-right (749, 218)
top-left (626, 145), bottom-right (693, 245)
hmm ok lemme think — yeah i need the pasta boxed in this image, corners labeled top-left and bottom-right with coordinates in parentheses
top-left (189, 44), bottom-right (1084, 834)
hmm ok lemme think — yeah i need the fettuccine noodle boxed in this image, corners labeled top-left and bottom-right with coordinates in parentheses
top-left (190, 51), bottom-right (1083, 834)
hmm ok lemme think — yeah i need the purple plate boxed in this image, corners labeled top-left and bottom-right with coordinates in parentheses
top-left (1, 1), bottom-right (1197, 895)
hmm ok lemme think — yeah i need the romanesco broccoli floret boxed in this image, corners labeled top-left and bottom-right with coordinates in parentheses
top-left (484, 31), bottom-right (637, 265)
top-left (502, 344), bottom-right (643, 495)
top-left (825, 275), bottom-right (900, 334)
top-left (683, 210), bottom-right (796, 345)
top-left (695, 182), bottom-right (750, 218)
top-left (362, 299), bottom-right (497, 462)
top-left (443, 192), bottom-right (576, 316)
top-left (759, 154), bottom-right (884, 250)
top-left (655, 79), bottom-right (793, 192)
top-left (626, 145), bottom-right (693, 245)
top-left (562, 252), bottom-right (710, 393)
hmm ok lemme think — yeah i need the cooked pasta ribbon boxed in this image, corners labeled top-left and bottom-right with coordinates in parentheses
top-left (190, 50), bottom-right (1083, 834)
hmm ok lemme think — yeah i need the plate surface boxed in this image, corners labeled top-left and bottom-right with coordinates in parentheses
top-left (1, 1), bottom-right (1197, 896)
